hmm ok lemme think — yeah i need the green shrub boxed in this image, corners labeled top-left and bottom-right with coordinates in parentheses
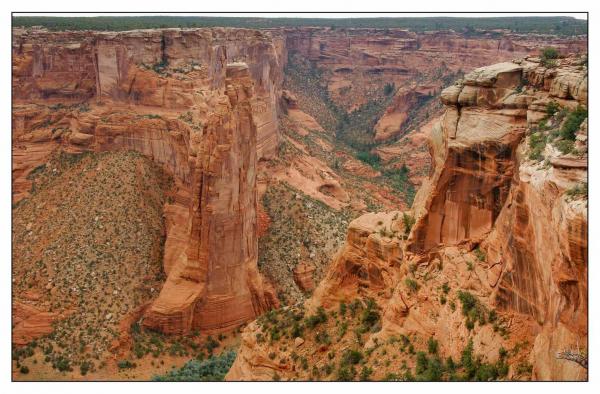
top-left (402, 212), bottom-right (416, 235)
top-left (415, 351), bottom-right (444, 381)
top-left (474, 247), bottom-right (486, 262)
top-left (555, 139), bottom-right (574, 154)
top-left (339, 302), bottom-right (347, 316)
top-left (540, 47), bottom-right (560, 68)
top-left (457, 291), bottom-right (487, 330)
top-left (152, 351), bottom-right (236, 381)
top-left (80, 360), bottom-right (92, 376)
top-left (546, 101), bottom-right (560, 116)
top-left (336, 366), bottom-right (355, 381)
top-left (541, 58), bottom-right (557, 68)
top-left (54, 356), bottom-right (72, 372)
top-left (20, 365), bottom-right (29, 374)
top-left (442, 282), bottom-right (450, 294)
top-left (566, 182), bottom-right (587, 199)
top-left (305, 307), bottom-right (328, 329)
top-left (204, 336), bottom-right (219, 354)
top-left (341, 349), bottom-right (363, 366)
top-left (152, 59), bottom-right (169, 73)
top-left (117, 360), bottom-right (135, 370)
top-left (428, 337), bottom-right (439, 354)
top-left (359, 366), bottom-right (373, 381)
top-left (528, 131), bottom-right (547, 161)
top-left (360, 299), bottom-right (380, 331)
top-left (541, 47), bottom-right (559, 60)
top-left (315, 331), bottom-right (331, 344)
top-left (384, 83), bottom-right (395, 96)
top-left (355, 151), bottom-right (381, 167)
top-left (291, 322), bottom-right (304, 338)
top-left (384, 166), bottom-right (416, 205)
top-left (405, 278), bottom-right (419, 293)
top-left (560, 106), bottom-right (587, 141)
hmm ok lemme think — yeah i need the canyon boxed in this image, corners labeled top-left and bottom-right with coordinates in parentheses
top-left (11, 24), bottom-right (587, 381)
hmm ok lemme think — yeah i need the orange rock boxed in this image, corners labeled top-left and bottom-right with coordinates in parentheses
top-left (293, 262), bottom-right (316, 292)
top-left (12, 302), bottom-right (59, 346)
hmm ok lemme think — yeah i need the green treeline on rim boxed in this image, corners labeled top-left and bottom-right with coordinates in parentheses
top-left (13, 16), bottom-right (587, 36)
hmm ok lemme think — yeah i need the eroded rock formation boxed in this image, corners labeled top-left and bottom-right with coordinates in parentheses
top-left (228, 55), bottom-right (587, 381)
top-left (12, 27), bottom-right (284, 336)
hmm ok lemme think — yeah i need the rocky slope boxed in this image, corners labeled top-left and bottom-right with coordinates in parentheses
top-left (12, 150), bottom-right (171, 373)
top-left (227, 55), bottom-right (587, 381)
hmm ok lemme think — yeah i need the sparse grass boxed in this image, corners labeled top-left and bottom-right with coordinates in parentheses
top-left (540, 47), bottom-right (559, 68)
top-left (402, 212), bottom-right (416, 236)
top-left (528, 131), bottom-right (547, 161)
top-left (457, 291), bottom-right (488, 330)
top-left (474, 247), bottom-right (486, 262)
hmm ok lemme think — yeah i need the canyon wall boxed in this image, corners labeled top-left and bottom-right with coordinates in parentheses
top-left (12, 27), bottom-right (284, 335)
top-left (228, 55), bottom-right (587, 381)
top-left (280, 27), bottom-right (586, 141)
top-left (13, 27), bottom-right (285, 159)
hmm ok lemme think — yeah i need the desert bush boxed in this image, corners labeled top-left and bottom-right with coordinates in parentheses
top-left (541, 47), bottom-right (559, 60)
top-left (384, 83), bottom-right (395, 96)
top-left (152, 350), bottom-right (236, 381)
top-left (305, 306), bottom-right (328, 329)
top-left (428, 337), bottom-right (439, 354)
top-left (560, 106), bottom-right (587, 141)
top-left (405, 278), bottom-right (420, 292)
top-left (546, 101), bottom-right (560, 116)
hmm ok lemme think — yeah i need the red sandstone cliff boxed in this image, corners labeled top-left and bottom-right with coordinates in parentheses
top-left (227, 55), bottom-right (587, 381)
top-left (12, 27), bottom-right (284, 336)
top-left (279, 27), bottom-right (585, 113)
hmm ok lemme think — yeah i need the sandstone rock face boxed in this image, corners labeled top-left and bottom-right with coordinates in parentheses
top-left (293, 262), bottom-right (316, 292)
top-left (374, 88), bottom-right (431, 141)
top-left (415, 57), bottom-right (588, 380)
top-left (408, 62), bottom-right (528, 252)
top-left (12, 28), bottom-right (282, 335)
top-left (12, 27), bottom-right (285, 160)
top-left (143, 64), bottom-right (274, 334)
top-left (229, 56), bottom-right (587, 381)
top-left (278, 27), bottom-right (586, 113)
top-left (12, 302), bottom-right (61, 346)
top-left (308, 211), bottom-right (404, 309)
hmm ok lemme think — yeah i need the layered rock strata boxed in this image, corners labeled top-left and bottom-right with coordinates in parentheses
top-left (142, 64), bottom-right (275, 334)
top-left (12, 28), bottom-right (283, 335)
top-left (12, 27), bottom-right (285, 159)
top-left (228, 56), bottom-right (587, 381)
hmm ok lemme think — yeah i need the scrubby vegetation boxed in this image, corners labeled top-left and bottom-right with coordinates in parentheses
top-left (259, 182), bottom-right (355, 304)
top-left (251, 297), bottom-right (516, 381)
top-left (560, 106), bottom-right (588, 141)
top-left (565, 182), bottom-right (588, 200)
top-left (384, 166), bottom-right (416, 206)
top-left (540, 47), bottom-right (560, 68)
top-left (152, 351), bottom-right (236, 381)
top-left (527, 102), bottom-right (587, 160)
top-left (12, 150), bottom-right (173, 373)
